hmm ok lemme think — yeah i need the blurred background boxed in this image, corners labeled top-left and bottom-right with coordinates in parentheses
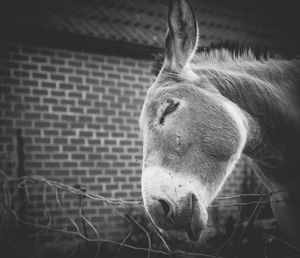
top-left (0, 0), bottom-right (299, 257)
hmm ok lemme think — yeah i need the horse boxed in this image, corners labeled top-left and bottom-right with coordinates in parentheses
top-left (139, 0), bottom-right (300, 248)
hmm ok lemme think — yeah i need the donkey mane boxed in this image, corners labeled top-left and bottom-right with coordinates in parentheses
top-left (151, 41), bottom-right (282, 76)
top-left (196, 55), bottom-right (300, 148)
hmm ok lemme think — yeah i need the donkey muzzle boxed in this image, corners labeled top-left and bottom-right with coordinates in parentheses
top-left (142, 166), bottom-right (208, 241)
top-left (147, 192), bottom-right (207, 241)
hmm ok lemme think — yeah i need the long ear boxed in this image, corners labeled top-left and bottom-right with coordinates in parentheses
top-left (164, 0), bottom-right (198, 73)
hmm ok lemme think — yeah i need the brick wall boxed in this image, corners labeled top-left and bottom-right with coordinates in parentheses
top-left (0, 42), bottom-right (261, 244)
top-left (0, 43), bottom-right (153, 240)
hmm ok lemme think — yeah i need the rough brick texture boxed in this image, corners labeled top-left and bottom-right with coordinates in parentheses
top-left (0, 43), bottom-right (262, 243)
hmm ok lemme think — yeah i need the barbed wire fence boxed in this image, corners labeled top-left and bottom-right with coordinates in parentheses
top-left (1, 133), bottom-right (300, 258)
top-left (1, 167), bottom-right (300, 258)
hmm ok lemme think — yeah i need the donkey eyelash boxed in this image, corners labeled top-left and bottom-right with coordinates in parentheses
top-left (159, 100), bottom-right (179, 125)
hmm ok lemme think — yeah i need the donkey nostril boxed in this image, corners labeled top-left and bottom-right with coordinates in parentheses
top-left (158, 199), bottom-right (171, 217)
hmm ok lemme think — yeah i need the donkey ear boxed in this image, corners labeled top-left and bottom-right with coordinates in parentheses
top-left (164, 0), bottom-right (198, 73)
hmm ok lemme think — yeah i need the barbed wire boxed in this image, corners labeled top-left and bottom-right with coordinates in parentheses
top-left (1, 169), bottom-right (300, 258)
top-left (1, 170), bottom-right (292, 206)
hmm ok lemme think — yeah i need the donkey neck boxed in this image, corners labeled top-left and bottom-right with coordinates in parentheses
top-left (197, 57), bottom-right (300, 190)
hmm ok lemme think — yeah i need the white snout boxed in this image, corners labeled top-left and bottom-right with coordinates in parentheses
top-left (141, 166), bottom-right (208, 238)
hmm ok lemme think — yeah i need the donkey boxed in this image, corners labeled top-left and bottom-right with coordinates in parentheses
top-left (139, 0), bottom-right (300, 247)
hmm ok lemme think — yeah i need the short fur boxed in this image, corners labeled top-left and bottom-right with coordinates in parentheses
top-left (141, 0), bottom-right (300, 246)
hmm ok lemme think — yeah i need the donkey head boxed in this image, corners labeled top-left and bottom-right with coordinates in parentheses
top-left (140, 0), bottom-right (247, 241)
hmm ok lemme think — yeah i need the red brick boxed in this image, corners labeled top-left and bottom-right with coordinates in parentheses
top-left (105, 169), bottom-right (118, 175)
top-left (13, 70), bottom-right (30, 77)
top-left (72, 169), bottom-right (86, 176)
top-left (43, 113), bottom-right (59, 120)
top-left (14, 87), bottom-right (30, 94)
top-left (78, 100), bottom-right (91, 106)
top-left (90, 185), bottom-right (103, 191)
top-left (98, 177), bottom-right (111, 183)
top-left (60, 83), bottom-right (73, 90)
top-left (94, 102), bottom-right (108, 109)
top-left (78, 115), bottom-right (92, 123)
top-left (68, 76), bottom-right (82, 83)
top-left (33, 89), bottom-right (48, 95)
top-left (41, 65), bottom-right (56, 72)
top-left (80, 161), bottom-right (95, 167)
top-left (32, 72), bottom-right (48, 79)
top-left (45, 162), bottom-right (60, 168)
top-left (51, 90), bottom-right (65, 97)
top-left (44, 145), bottom-right (59, 152)
top-left (35, 121), bottom-right (51, 128)
top-left (71, 154), bottom-right (85, 159)
top-left (53, 122), bottom-right (68, 129)
top-left (116, 67), bottom-right (129, 73)
top-left (79, 146), bottom-right (93, 152)
top-left (106, 184), bottom-right (118, 190)
top-left (75, 69), bottom-right (89, 76)
top-left (115, 192), bottom-right (128, 198)
top-left (61, 130), bottom-right (76, 136)
top-left (41, 81), bottom-right (56, 89)
top-left (102, 79), bottom-right (115, 87)
top-left (114, 177), bottom-right (126, 182)
top-left (68, 92), bottom-right (82, 98)
top-left (70, 107), bottom-right (84, 114)
top-left (44, 97), bottom-right (58, 105)
top-left (16, 120), bottom-right (31, 127)
top-left (97, 162), bottom-right (110, 168)
top-left (123, 75), bottom-right (136, 82)
top-left (121, 184), bottom-right (134, 190)
top-left (63, 161), bottom-right (78, 167)
top-left (86, 78), bottom-right (99, 85)
top-left (108, 73), bottom-right (120, 79)
top-left (23, 79), bottom-right (38, 86)
top-left (22, 63), bottom-right (38, 70)
top-left (53, 138), bottom-right (68, 144)
top-left (50, 58), bottom-right (64, 65)
top-left (87, 123), bottom-right (100, 130)
top-left (4, 94), bottom-right (22, 102)
top-left (123, 60), bottom-right (135, 67)
top-left (86, 93), bottom-right (99, 100)
top-left (25, 128), bottom-right (41, 135)
top-left (62, 114), bottom-right (76, 122)
top-left (76, 84), bottom-right (90, 91)
top-left (81, 177), bottom-right (95, 183)
top-left (70, 122), bottom-right (84, 129)
top-left (52, 106), bottom-right (67, 113)
top-left (35, 137), bottom-right (51, 144)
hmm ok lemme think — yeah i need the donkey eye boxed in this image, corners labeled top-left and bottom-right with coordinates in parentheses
top-left (159, 99), bottom-right (179, 125)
